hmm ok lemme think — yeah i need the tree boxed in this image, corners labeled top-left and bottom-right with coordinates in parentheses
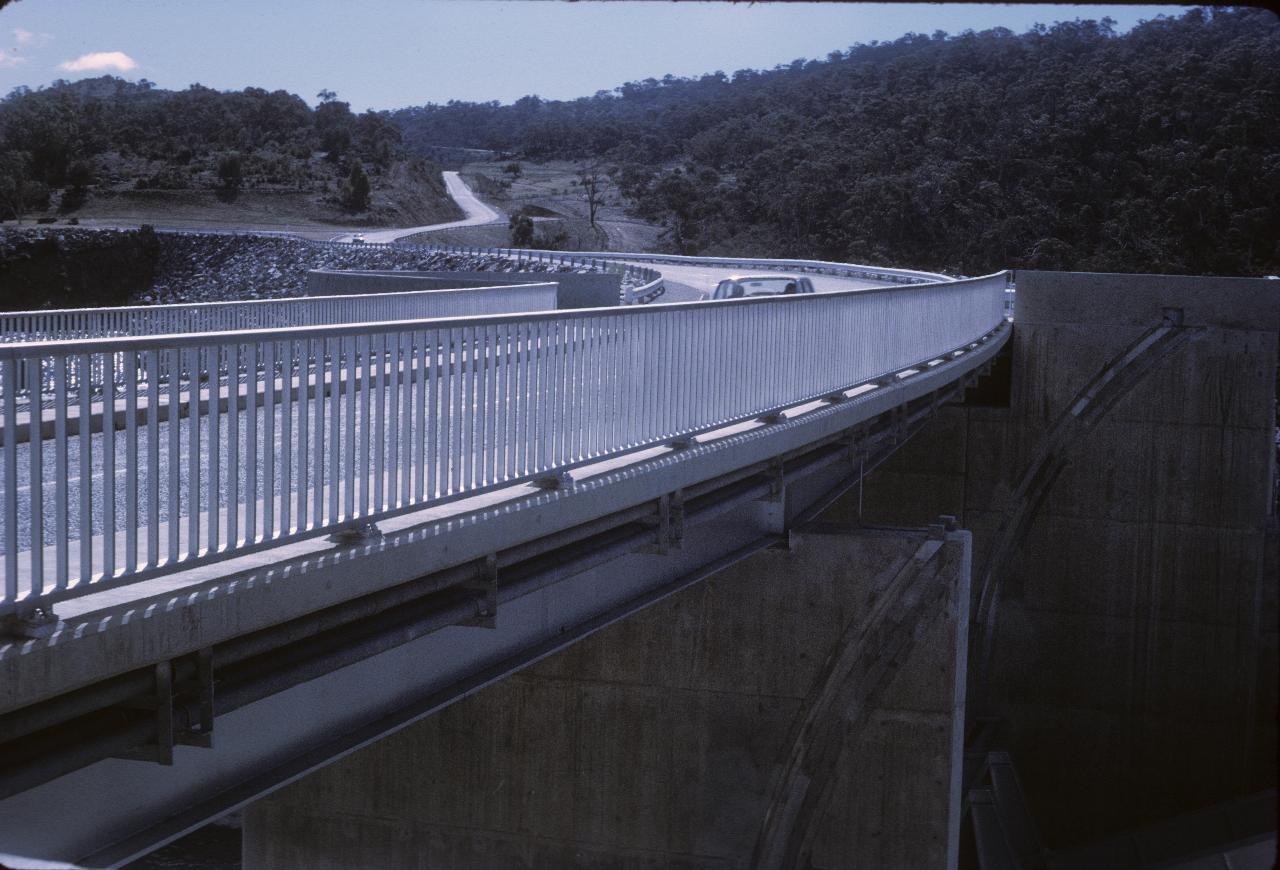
top-left (315, 98), bottom-right (354, 162)
top-left (61, 159), bottom-right (94, 211)
top-left (340, 161), bottom-right (370, 212)
top-left (216, 152), bottom-right (243, 201)
top-left (576, 163), bottom-right (605, 229)
top-left (503, 161), bottom-right (523, 179)
top-left (509, 212), bottom-right (533, 247)
top-left (0, 150), bottom-right (42, 223)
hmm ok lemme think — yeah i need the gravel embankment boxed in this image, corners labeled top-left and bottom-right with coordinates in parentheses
top-left (146, 233), bottom-right (588, 305)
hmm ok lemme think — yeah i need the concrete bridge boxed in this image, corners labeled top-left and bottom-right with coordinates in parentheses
top-left (0, 242), bottom-right (1273, 870)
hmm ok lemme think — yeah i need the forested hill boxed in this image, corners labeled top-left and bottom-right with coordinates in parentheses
top-left (392, 8), bottom-right (1279, 276)
top-left (0, 79), bottom-right (459, 226)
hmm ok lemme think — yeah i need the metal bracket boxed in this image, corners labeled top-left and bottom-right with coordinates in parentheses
top-left (929, 515), bottom-right (959, 539)
top-left (113, 661), bottom-right (176, 765)
top-left (2, 605), bottom-right (61, 639)
top-left (670, 435), bottom-right (699, 451)
top-left (463, 554), bottom-right (498, 628)
top-left (637, 490), bottom-right (685, 555)
top-left (177, 648), bottom-right (215, 749)
top-left (111, 649), bottom-right (216, 764)
top-left (759, 458), bottom-right (787, 503)
top-left (531, 471), bottom-right (574, 491)
top-left (327, 522), bottom-right (383, 546)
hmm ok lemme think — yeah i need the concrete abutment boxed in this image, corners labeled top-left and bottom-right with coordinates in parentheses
top-left (244, 522), bottom-right (972, 869)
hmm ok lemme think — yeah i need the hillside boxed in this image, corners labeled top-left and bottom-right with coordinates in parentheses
top-left (0, 79), bottom-right (463, 232)
top-left (391, 7), bottom-right (1280, 276)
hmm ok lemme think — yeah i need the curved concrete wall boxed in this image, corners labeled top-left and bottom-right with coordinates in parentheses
top-left (306, 269), bottom-right (621, 311)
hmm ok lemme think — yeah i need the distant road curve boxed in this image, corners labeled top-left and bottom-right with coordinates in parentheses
top-left (333, 172), bottom-right (894, 303)
top-left (332, 171), bottom-right (502, 243)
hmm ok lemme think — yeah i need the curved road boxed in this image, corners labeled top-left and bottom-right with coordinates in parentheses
top-left (334, 171), bottom-right (503, 244)
top-left (353, 170), bottom-right (895, 302)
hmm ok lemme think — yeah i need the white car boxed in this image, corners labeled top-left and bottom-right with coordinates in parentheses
top-left (703, 275), bottom-right (816, 300)
top-left (351, 233), bottom-right (365, 244)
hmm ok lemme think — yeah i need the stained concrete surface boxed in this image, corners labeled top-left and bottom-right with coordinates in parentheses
top-left (827, 270), bottom-right (1278, 848)
top-left (244, 523), bottom-right (971, 869)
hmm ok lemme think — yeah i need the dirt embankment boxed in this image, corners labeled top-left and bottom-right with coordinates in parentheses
top-left (0, 228), bottom-right (589, 310)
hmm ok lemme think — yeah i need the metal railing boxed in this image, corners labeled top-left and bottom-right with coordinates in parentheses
top-left (377, 238), bottom-right (949, 303)
top-left (0, 282), bottom-right (559, 345)
top-left (0, 283), bottom-right (559, 407)
top-left (0, 271), bottom-right (1010, 616)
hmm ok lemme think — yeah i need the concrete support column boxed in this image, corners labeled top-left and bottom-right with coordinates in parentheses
top-left (244, 522), bottom-right (972, 869)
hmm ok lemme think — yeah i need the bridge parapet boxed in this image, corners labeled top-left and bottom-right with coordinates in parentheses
top-left (0, 270), bottom-right (1008, 627)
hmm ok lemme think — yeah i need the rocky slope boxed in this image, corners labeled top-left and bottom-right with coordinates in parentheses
top-left (0, 228), bottom-right (592, 310)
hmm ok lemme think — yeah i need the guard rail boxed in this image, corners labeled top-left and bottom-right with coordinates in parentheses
top-left (0, 271), bottom-right (1010, 617)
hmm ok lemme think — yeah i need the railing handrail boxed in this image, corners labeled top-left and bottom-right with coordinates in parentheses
top-left (0, 281), bottom-right (562, 361)
top-left (0, 280), bottom-right (556, 325)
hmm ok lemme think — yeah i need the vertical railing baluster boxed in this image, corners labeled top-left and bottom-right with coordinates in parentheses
top-left (453, 327), bottom-right (468, 496)
top-left (475, 325), bottom-right (488, 488)
top-left (535, 321), bottom-right (547, 473)
top-left (76, 354), bottom-right (92, 586)
top-left (227, 343), bottom-right (240, 549)
top-left (497, 323), bottom-right (510, 481)
top-left (387, 333), bottom-right (399, 506)
top-left (3, 361), bottom-right (18, 602)
top-left (283, 342), bottom-right (296, 536)
top-left (146, 351), bottom-right (160, 568)
top-left (399, 331), bottom-right (412, 501)
top-left (263, 341), bottom-right (276, 540)
top-left (53, 356), bottom-right (69, 592)
top-left (329, 336), bottom-right (341, 525)
top-left (123, 350), bottom-right (138, 574)
top-left (186, 346), bottom-right (200, 558)
top-left (374, 333), bottom-right (385, 511)
top-left (462, 327), bottom-right (475, 491)
top-left (206, 345), bottom-right (220, 555)
top-left (246, 342), bottom-right (259, 545)
top-left (312, 337), bottom-right (325, 527)
top-left (102, 353), bottom-right (116, 577)
top-left (358, 334), bottom-right (371, 516)
top-left (343, 334), bottom-right (355, 520)
top-left (414, 329), bottom-right (427, 502)
top-left (167, 348), bottom-right (180, 564)
top-left (297, 340), bottom-right (310, 532)
top-left (24, 356), bottom-right (42, 591)
top-left (427, 328), bottom-right (441, 498)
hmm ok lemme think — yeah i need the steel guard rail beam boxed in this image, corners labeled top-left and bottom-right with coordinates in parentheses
top-left (0, 271), bottom-right (1009, 617)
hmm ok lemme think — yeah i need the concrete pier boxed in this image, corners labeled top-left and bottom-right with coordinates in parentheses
top-left (830, 271), bottom-right (1278, 847)
top-left (244, 522), bottom-right (972, 869)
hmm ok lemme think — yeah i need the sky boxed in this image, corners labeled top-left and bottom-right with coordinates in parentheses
top-left (0, 1), bottom-right (1189, 112)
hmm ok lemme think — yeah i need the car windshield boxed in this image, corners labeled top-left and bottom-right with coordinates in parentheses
top-left (716, 277), bottom-right (802, 298)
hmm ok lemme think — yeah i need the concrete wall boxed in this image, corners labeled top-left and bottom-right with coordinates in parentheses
top-left (244, 522), bottom-right (971, 870)
top-left (306, 269), bottom-right (622, 310)
top-left (827, 270), bottom-right (1278, 848)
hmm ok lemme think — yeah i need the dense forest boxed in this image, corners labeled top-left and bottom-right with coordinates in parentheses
top-left (393, 7), bottom-right (1279, 276)
top-left (0, 78), bottom-right (449, 221)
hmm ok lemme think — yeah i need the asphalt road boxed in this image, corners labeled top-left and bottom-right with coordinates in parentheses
top-left (621, 262), bottom-right (891, 303)
top-left (334, 172), bottom-right (502, 244)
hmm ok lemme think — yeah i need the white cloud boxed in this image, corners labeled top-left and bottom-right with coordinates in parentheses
top-left (12, 28), bottom-right (50, 48)
top-left (57, 51), bottom-right (137, 73)
top-left (0, 49), bottom-right (26, 69)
